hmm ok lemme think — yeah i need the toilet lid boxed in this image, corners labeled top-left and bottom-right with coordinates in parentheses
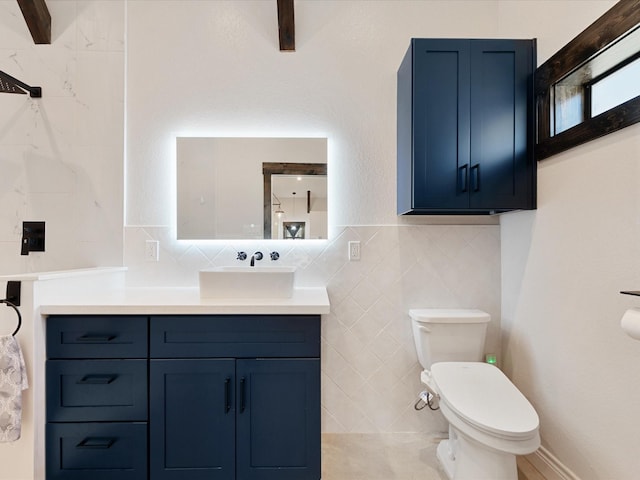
top-left (431, 362), bottom-right (539, 438)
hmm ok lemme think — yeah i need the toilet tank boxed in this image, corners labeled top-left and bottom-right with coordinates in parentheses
top-left (410, 309), bottom-right (490, 370)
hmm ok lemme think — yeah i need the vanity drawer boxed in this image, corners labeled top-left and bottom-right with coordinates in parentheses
top-left (46, 422), bottom-right (147, 480)
top-left (47, 360), bottom-right (147, 422)
top-left (151, 315), bottom-right (320, 358)
top-left (47, 316), bottom-right (147, 359)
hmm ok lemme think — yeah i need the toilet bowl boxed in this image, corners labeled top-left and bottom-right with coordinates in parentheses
top-left (424, 362), bottom-right (540, 480)
top-left (409, 309), bottom-right (540, 480)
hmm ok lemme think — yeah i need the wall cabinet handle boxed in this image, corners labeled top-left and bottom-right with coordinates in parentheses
top-left (458, 164), bottom-right (468, 193)
top-left (76, 437), bottom-right (115, 449)
top-left (239, 377), bottom-right (246, 413)
top-left (76, 374), bottom-right (117, 385)
top-left (224, 377), bottom-right (231, 413)
top-left (471, 164), bottom-right (480, 192)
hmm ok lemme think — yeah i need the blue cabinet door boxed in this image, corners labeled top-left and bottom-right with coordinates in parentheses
top-left (407, 38), bottom-right (471, 211)
top-left (150, 359), bottom-right (236, 480)
top-left (469, 39), bottom-right (535, 210)
top-left (236, 359), bottom-right (320, 480)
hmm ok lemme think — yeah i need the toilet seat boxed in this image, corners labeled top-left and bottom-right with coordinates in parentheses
top-left (430, 362), bottom-right (539, 440)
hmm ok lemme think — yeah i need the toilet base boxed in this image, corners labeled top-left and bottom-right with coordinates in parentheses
top-left (436, 428), bottom-right (518, 480)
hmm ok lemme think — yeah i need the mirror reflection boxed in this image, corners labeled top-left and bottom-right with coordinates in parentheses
top-left (177, 137), bottom-right (327, 240)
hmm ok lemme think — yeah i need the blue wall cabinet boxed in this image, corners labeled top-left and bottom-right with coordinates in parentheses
top-left (397, 38), bottom-right (536, 214)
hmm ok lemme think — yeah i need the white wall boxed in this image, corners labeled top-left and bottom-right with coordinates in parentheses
top-left (502, 124), bottom-right (640, 479)
top-left (124, 0), bottom-right (505, 436)
top-left (496, 2), bottom-right (640, 479)
top-left (0, 0), bottom-right (124, 274)
top-left (3, 1), bottom-right (637, 479)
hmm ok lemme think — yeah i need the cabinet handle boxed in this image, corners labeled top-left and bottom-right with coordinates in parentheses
top-left (76, 437), bottom-right (115, 449)
top-left (76, 374), bottom-right (117, 385)
top-left (224, 377), bottom-right (231, 413)
top-left (239, 376), bottom-right (246, 413)
top-left (471, 164), bottom-right (480, 192)
top-left (458, 165), bottom-right (468, 193)
top-left (76, 333), bottom-right (117, 342)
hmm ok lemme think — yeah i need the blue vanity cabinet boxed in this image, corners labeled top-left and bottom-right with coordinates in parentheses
top-left (397, 38), bottom-right (536, 214)
top-left (45, 314), bottom-right (321, 480)
top-left (149, 315), bottom-right (321, 480)
top-left (45, 316), bottom-right (148, 480)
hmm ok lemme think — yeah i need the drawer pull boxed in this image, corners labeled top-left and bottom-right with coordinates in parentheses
top-left (76, 437), bottom-right (116, 449)
top-left (76, 374), bottom-right (118, 385)
top-left (77, 333), bottom-right (117, 342)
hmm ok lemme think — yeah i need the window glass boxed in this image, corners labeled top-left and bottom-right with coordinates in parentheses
top-left (591, 57), bottom-right (640, 116)
top-left (550, 25), bottom-right (640, 136)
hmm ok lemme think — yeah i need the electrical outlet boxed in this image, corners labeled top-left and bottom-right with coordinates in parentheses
top-left (145, 240), bottom-right (159, 262)
top-left (348, 241), bottom-right (361, 261)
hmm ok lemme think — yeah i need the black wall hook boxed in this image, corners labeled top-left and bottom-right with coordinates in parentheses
top-left (1, 300), bottom-right (22, 336)
top-left (2, 281), bottom-right (22, 335)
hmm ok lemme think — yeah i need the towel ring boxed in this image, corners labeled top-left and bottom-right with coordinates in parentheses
top-left (0, 299), bottom-right (22, 336)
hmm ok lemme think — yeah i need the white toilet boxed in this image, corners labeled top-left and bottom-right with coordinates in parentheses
top-left (410, 309), bottom-right (540, 480)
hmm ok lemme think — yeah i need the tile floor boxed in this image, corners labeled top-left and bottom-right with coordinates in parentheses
top-left (321, 433), bottom-right (545, 480)
top-left (322, 433), bottom-right (446, 480)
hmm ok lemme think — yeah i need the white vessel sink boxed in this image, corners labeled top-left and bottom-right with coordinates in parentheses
top-left (199, 266), bottom-right (296, 299)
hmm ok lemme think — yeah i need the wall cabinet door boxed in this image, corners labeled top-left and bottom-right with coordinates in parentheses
top-left (469, 40), bottom-right (535, 210)
top-left (397, 38), bottom-right (535, 214)
top-left (236, 359), bottom-right (320, 480)
top-left (150, 359), bottom-right (236, 480)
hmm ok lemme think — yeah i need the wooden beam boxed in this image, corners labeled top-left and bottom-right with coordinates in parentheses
top-left (277, 0), bottom-right (295, 51)
top-left (17, 0), bottom-right (51, 44)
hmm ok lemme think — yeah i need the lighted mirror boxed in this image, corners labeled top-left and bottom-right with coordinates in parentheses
top-left (177, 137), bottom-right (327, 240)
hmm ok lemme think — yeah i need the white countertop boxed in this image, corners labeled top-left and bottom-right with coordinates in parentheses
top-left (38, 286), bottom-right (330, 316)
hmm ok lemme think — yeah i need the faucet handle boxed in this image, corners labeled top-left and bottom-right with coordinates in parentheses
top-left (270, 251), bottom-right (280, 261)
top-left (237, 251), bottom-right (247, 261)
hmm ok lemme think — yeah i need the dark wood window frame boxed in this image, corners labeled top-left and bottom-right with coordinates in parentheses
top-left (535, 0), bottom-right (640, 161)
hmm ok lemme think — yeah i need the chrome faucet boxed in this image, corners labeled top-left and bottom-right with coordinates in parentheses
top-left (250, 251), bottom-right (263, 266)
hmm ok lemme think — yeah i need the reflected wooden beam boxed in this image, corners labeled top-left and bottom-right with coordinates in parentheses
top-left (277, 0), bottom-right (295, 51)
top-left (17, 0), bottom-right (51, 44)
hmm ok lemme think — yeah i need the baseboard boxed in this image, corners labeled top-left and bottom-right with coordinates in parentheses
top-left (526, 446), bottom-right (581, 480)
